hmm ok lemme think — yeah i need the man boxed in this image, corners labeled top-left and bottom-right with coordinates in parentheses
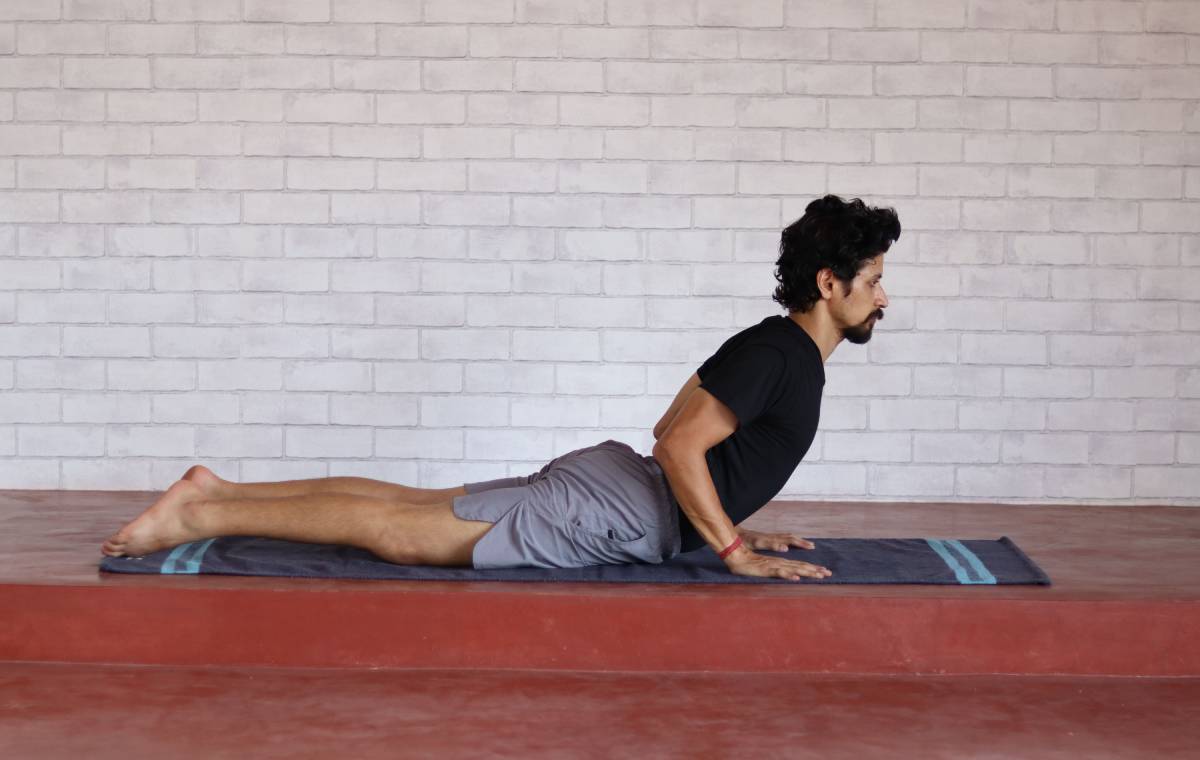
top-left (102, 194), bottom-right (898, 583)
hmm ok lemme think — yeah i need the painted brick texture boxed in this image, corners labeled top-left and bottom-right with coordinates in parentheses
top-left (0, 0), bottom-right (1196, 505)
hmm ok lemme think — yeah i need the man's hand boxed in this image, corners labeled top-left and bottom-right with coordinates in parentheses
top-left (736, 527), bottom-right (815, 552)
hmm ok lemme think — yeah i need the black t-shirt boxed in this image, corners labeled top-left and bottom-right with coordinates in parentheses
top-left (674, 314), bottom-right (825, 553)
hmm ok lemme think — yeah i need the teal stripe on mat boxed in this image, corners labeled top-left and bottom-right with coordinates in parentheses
top-left (183, 538), bottom-right (217, 573)
top-left (945, 538), bottom-right (997, 584)
top-left (160, 542), bottom-right (193, 574)
top-left (924, 538), bottom-right (996, 585)
top-left (161, 539), bottom-right (217, 575)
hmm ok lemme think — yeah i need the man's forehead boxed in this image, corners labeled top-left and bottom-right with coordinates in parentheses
top-left (861, 255), bottom-right (884, 274)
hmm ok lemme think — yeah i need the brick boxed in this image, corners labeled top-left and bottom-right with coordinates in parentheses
top-left (1096, 168), bottom-right (1182, 199)
top-left (607, 128), bottom-right (693, 160)
top-left (424, 61), bottom-right (512, 92)
top-left (1048, 400), bottom-right (1134, 431)
top-left (829, 97), bottom-right (915, 128)
top-left (652, 96), bottom-right (734, 127)
top-left (65, 57), bottom-right (151, 89)
top-left (917, 97), bottom-right (1007, 129)
top-left (608, 62), bottom-right (693, 94)
top-left (17, 22), bottom-right (106, 53)
top-left (922, 30), bottom-right (1008, 62)
top-left (562, 161), bottom-right (648, 194)
top-left (1009, 234), bottom-right (1088, 265)
top-left (875, 132), bottom-right (963, 163)
top-left (649, 163), bottom-right (732, 194)
top-left (378, 25), bottom-right (467, 57)
top-left (739, 29), bottom-right (828, 60)
top-left (1009, 99), bottom-right (1097, 131)
top-left (920, 165), bottom-right (1005, 197)
top-left (560, 232), bottom-right (642, 263)
top-left (604, 196), bottom-right (691, 228)
top-left (1057, 67), bottom-right (1142, 99)
top-left (333, 0), bottom-right (420, 23)
top-left (959, 400), bottom-right (1046, 430)
top-left (914, 432), bottom-right (1001, 463)
top-left (875, 64), bottom-right (962, 95)
top-left (963, 200), bottom-right (1051, 231)
top-left (517, 0), bottom-right (604, 24)
top-left (785, 64), bottom-right (872, 95)
top-left (651, 29), bottom-right (738, 59)
top-left (1058, 1), bottom-right (1143, 32)
top-left (1092, 433), bottom-right (1175, 465)
top-left (1143, 136), bottom-right (1200, 166)
top-left (967, 0), bottom-right (1054, 30)
top-left (198, 24), bottom-right (284, 54)
top-left (423, 127), bottom-right (511, 159)
top-left (876, 0), bottom-right (966, 28)
top-left (915, 299), bottom-right (1003, 330)
top-left (693, 197), bottom-right (780, 228)
top-left (960, 265), bottom-right (1046, 297)
top-left (1095, 368), bottom-right (1176, 398)
top-left (514, 128), bottom-right (603, 159)
top-left (470, 26), bottom-right (558, 58)
top-left (829, 166), bottom-right (915, 196)
top-left (1143, 69), bottom-right (1200, 98)
top-left (607, 0), bottom-right (695, 26)
top-left (559, 27), bottom-right (649, 58)
top-left (1100, 33), bottom-right (1187, 64)
top-left (831, 30), bottom-right (918, 62)
top-left (919, 231), bottom-right (1003, 264)
top-left (1045, 466), bottom-right (1131, 498)
top-left (515, 61), bottom-right (604, 93)
top-left (379, 93), bottom-right (464, 125)
top-left (1142, 202), bottom-right (1200, 233)
top-left (697, 0), bottom-right (782, 26)
top-left (285, 23), bottom-right (373, 54)
top-left (155, 0), bottom-right (239, 22)
top-left (998, 432), bottom-right (1094, 463)
top-left (1002, 369), bottom-right (1091, 399)
top-left (694, 62), bottom-right (785, 94)
top-left (738, 163), bottom-right (825, 195)
top-left (1010, 33), bottom-right (1098, 63)
top-left (332, 60), bottom-right (420, 91)
top-left (736, 96), bottom-right (824, 127)
top-left (1053, 134), bottom-right (1140, 165)
top-left (560, 95), bottom-right (649, 127)
top-left (965, 65), bottom-right (1052, 97)
top-left (1148, 1), bottom-right (1200, 33)
top-left (1008, 300), bottom-right (1092, 332)
top-left (1009, 167), bottom-right (1095, 198)
top-left (1094, 234), bottom-right (1179, 266)
top-left (1100, 101), bottom-right (1184, 132)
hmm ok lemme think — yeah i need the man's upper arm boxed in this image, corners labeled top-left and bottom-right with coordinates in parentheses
top-left (653, 371), bottom-right (702, 439)
top-left (652, 386), bottom-right (739, 459)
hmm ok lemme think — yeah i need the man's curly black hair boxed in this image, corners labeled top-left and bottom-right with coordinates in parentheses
top-left (772, 194), bottom-right (901, 314)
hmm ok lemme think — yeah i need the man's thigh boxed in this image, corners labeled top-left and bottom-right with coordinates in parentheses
top-left (382, 499), bottom-right (493, 567)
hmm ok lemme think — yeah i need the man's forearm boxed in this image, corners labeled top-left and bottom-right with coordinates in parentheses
top-left (653, 444), bottom-right (751, 562)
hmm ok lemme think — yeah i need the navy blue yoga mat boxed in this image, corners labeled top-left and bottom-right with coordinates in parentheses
top-left (99, 535), bottom-right (1050, 585)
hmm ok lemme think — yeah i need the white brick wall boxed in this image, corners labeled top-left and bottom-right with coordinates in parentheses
top-left (0, 0), bottom-right (1196, 504)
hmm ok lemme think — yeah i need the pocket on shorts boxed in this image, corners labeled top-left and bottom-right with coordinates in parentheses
top-left (566, 516), bottom-right (647, 544)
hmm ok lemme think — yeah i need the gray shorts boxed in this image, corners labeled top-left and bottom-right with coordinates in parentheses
top-left (452, 439), bottom-right (683, 570)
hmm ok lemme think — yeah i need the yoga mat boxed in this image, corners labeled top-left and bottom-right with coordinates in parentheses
top-left (99, 536), bottom-right (1050, 585)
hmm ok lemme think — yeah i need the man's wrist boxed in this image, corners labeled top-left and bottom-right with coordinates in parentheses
top-left (720, 540), bottom-right (753, 565)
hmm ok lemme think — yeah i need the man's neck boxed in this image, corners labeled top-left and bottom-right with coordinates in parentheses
top-left (786, 309), bottom-right (841, 364)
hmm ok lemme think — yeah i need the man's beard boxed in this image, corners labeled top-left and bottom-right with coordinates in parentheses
top-left (843, 310), bottom-right (883, 345)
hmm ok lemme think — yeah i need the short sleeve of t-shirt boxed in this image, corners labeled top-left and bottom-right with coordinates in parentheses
top-left (698, 343), bottom-right (787, 427)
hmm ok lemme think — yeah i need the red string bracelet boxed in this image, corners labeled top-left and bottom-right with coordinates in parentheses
top-left (718, 534), bottom-right (743, 560)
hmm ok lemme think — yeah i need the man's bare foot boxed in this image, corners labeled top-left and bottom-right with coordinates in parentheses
top-left (181, 464), bottom-right (232, 499)
top-left (101, 479), bottom-right (208, 558)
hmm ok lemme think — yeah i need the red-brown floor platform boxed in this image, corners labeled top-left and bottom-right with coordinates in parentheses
top-left (1, 491), bottom-right (1198, 675)
top-left (2, 662), bottom-right (1196, 760)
